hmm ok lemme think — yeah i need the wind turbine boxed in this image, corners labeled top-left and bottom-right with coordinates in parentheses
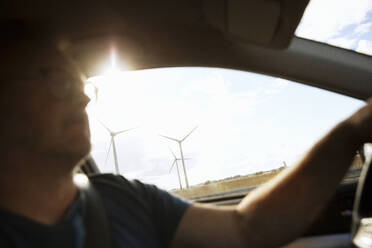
top-left (160, 126), bottom-right (198, 188)
top-left (168, 148), bottom-right (191, 190)
top-left (99, 120), bottom-right (136, 174)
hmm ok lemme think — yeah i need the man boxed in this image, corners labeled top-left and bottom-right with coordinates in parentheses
top-left (1, 21), bottom-right (372, 248)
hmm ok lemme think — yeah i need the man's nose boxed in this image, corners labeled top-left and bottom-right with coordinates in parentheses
top-left (78, 92), bottom-right (91, 108)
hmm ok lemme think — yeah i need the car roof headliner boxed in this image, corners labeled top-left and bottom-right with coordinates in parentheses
top-left (2, 0), bottom-right (371, 100)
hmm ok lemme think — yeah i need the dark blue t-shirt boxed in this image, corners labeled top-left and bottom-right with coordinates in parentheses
top-left (0, 174), bottom-right (190, 248)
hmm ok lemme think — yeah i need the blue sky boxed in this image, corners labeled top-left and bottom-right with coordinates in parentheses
top-left (296, 0), bottom-right (372, 55)
top-left (86, 0), bottom-right (371, 190)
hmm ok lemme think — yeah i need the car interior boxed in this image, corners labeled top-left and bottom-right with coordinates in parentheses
top-left (3, 0), bottom-right (372, 247)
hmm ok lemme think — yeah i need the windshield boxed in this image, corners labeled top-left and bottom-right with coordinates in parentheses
top-left (86, 67), bottom-right (364, 195)
top-left (296, 0), bottom-right (372, 56)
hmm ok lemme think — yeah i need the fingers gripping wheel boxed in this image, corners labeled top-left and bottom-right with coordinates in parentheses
top-left (352, 144), bottom-right (372, 248)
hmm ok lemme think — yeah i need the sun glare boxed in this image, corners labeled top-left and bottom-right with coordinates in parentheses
top-left (103, 49), bottom-right (129, 76)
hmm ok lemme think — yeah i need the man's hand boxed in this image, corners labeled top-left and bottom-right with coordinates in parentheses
top-left (171, 99), bottom-right (372, 248)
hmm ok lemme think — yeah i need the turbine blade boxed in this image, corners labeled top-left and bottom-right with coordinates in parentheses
top-left (115, 127), bottom-right (136, 135)
top-left (181, 126), bottom-right (198, 142)
top-left (169, 147), bottom-right (177, 159)
top-left (105, 139), bottom-right (113, 165)
top-left (159, 134), bottom-right (179, 142)
top-left (98, 120), bottom-right (112, 133)
top-left (169, 160), bottom-right (176, 173)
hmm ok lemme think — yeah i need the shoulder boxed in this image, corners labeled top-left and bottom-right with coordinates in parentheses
top-left (87, 173), bottom-right (191, 247)
top-left (87, 173), bottom-right (149, 204)
top-left (88, 173), bottom-right (141, 190)
top-left (88, 173), bottom-right (157, 197)
top-left (87, 173), bottom-right (190, 208)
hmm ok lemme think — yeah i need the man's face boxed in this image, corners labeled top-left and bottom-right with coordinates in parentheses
top-left (2, 41), bottom-right (91, 162)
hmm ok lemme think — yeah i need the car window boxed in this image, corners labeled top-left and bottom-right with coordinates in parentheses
top-left (85, 67), bottom-right (364, 197)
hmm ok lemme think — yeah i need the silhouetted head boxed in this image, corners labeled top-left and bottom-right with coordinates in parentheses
top-left (0, 20), bottom-right (91, 166)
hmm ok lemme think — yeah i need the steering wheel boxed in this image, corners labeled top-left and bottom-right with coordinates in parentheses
top-left (352, 144), bottom-right (372, 248)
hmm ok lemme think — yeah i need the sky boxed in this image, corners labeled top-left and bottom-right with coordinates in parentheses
top-left (85, 0), bottom-right (371, 190)
top-left (296, 0), bottom-right (372, 55)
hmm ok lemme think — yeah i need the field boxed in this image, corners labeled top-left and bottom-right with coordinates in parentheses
top-left (172, 167), bottom-right (286, 198)
top-left (172, 154), bottom-right (364, 199)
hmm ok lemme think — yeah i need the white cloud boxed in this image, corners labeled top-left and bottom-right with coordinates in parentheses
top-left (296, 0), bottom-right (372, 41)
top-left (354, 22), bottom-right (372, 35)
top-left (356, 39), bottom-right (372, 56)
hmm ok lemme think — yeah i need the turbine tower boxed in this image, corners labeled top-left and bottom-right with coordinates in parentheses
top-left (169, 148), bottom-right (191, 190)
top-left (100, 120), bottom-right (135, 174)
top-left (160, 126), bottom-right (198, 188)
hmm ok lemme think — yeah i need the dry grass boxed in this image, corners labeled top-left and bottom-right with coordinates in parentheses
top-left (172, 154), bottom-right (364, 198)
top-left (172, 167), bottom-right (285, 198)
